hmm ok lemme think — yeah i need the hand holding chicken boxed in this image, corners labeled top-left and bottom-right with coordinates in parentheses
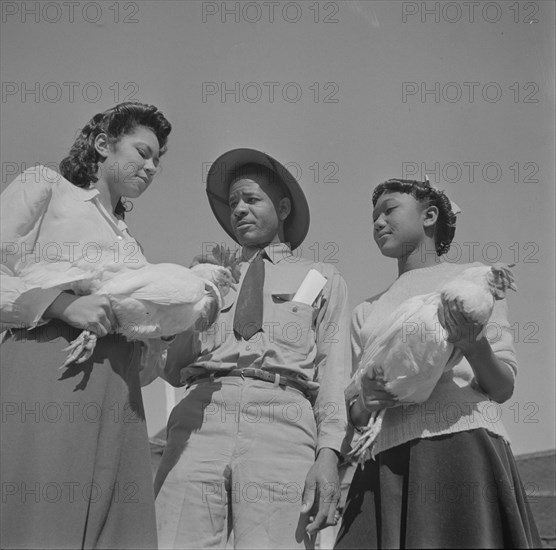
top-left (348, 263), bottom-right (517, 463)
top-left (62, 261), bottom-right (236, 367)
top-left (18, 246), bottom-right (239, 368)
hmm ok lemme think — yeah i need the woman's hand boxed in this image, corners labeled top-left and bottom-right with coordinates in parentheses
top-left (349, 376), bottom-right (397, 429)
top-left (438, 298), bottom-right (484, 353)
top-left (438, 299), bottom-right (515, 403)
top-left (44, 292), bottom-right (117, 337)
top-left (359, 376), bottom-right (397, 410)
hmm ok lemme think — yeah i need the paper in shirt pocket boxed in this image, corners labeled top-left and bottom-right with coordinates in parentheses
top-left (292, 269), bottom-right (327, 306)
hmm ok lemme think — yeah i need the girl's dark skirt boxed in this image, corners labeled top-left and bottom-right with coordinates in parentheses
top-left (0, 321), bottom-right (157, 550)
top-left (335, 429), bottom-right (541, 549)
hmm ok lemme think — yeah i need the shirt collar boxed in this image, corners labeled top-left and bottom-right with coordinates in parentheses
top-left (58, 172), bottom-right (100, 202)
top-left (240, 242), bottom-right (294, 265)
top-left (70, 181), bottom-right (130, 233)
top-left (56, 168), bottom-right (129, 234)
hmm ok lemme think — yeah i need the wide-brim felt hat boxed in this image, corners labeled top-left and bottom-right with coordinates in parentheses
top-left (206, 148), bottom-right (310, 250)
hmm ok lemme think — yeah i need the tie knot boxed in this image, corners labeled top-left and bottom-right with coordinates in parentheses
top-left (243, 248), bottom-right (265, 263)
top-left (253, 250), bottom-right (264, 263)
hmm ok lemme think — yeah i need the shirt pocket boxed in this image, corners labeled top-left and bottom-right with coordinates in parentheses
top-left (270, 295), bottom-right (316, 357)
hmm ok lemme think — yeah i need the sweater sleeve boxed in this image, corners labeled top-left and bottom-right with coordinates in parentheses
top-left (341, 301), bottom-right (373, 456)
top-left (350, 302), bottom-right (368, 377)
top-left (484, 297), bottom-right (518, 379)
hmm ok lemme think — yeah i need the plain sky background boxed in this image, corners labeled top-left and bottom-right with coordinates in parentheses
top-left (1, 0), bottom-right (554, 456)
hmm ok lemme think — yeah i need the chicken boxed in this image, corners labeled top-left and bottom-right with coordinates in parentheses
top-left (17, 252), bottom-right (237, 368)
top-left (347, 263), bottom-right (517, 463)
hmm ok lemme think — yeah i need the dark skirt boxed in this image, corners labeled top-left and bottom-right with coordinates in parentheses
top-left (0, 321), bottom-right (157, 550)
top-left (335, 429), bottom-right (542, 549)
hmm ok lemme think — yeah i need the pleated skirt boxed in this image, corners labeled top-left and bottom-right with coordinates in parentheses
top-left (0, 321), bottom-right (157, 550)
top-left (335, 429), bottom-right (542, 549)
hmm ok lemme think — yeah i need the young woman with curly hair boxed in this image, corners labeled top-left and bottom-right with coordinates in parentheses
top-left (335, 179), bottom-right (541, 549)
top-left (1, 102), bottom-right (171, 549)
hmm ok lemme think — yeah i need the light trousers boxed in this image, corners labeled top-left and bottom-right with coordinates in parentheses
top-left (155, 377), bottom-right (317, 549)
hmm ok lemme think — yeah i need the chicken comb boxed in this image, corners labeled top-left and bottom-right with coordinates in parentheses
top-left (212, 245), bottom-right (241, 283)
top-left (489, 263), bottom-right (517, 296)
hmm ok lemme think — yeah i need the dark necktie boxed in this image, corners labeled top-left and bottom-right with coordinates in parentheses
top-left (233, 251), bottom-right (265, 340)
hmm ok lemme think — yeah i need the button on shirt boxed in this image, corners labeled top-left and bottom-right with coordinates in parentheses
top-left (163, 242), bottom-right (351, 453)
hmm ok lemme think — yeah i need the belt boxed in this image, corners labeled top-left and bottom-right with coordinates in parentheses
top-left (186, 368), bottom-right (310, 399)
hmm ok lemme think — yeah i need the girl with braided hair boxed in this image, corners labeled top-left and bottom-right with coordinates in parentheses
top-left (335, 179), bottom-right (541, 548)
top-left (1, 102), bottom-right (171, 549)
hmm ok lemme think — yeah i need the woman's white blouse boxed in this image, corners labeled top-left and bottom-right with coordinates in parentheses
top-left (1, 165), bottom-right (147, 329)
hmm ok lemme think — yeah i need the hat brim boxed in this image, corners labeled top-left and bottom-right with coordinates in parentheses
top-left (206, 148), bottom-right (310, 250)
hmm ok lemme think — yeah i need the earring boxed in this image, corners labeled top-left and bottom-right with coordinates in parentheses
top-left (121, 197), bottom-right (134, 212)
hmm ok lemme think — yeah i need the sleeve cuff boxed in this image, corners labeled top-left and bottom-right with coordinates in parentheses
top-left (24, 288), bottom-right (63, 329)
top-left (316, 433), bottom-right (345, 455)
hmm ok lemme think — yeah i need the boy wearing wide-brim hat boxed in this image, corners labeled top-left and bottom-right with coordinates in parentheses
top-left (155, 148), bottom-right (350, 549)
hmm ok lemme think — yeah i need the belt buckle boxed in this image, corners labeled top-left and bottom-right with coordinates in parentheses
top-left (239, 369), bottom-right (246, 381)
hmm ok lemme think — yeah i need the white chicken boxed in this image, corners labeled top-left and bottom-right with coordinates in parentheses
top-left (347, 263), bottom-right (517, 463)
top-left (17, 249), bottom-right (237, 368)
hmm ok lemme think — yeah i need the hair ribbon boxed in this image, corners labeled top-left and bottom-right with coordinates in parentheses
top-left (425, 174), bottom-right (462, 215)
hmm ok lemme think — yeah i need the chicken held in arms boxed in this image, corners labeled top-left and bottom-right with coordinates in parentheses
top-left (347, 263), bottom-right (517, 463)
top-left (17, 246), bottom-right (238, 368)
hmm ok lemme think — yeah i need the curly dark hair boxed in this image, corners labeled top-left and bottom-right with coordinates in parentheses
top-left (59, 101), bottom-right (172, 216)
top-left (372, 178), bottom-right (457, 256)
